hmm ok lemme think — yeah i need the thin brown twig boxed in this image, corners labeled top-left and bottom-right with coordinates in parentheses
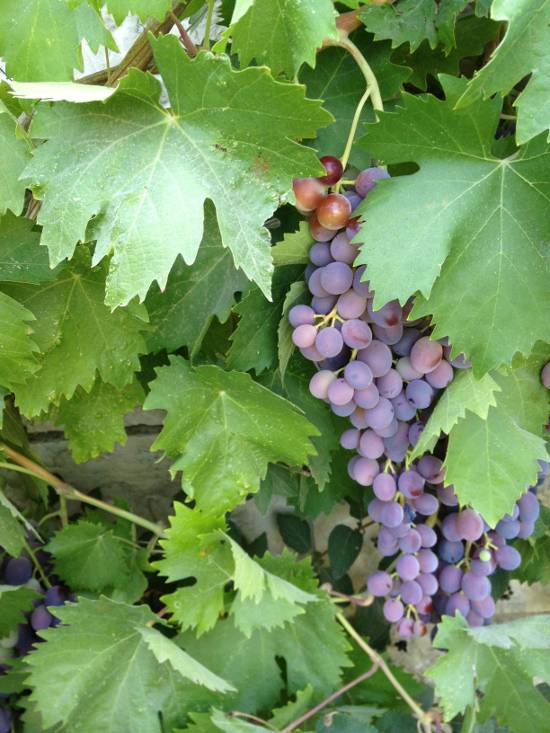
top-left (170, 11), bottom-right (198, 56)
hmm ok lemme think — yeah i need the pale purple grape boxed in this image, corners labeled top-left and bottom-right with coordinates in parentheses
top-left (462, 572), bottom-right (491, 601)
top-left (365, 397), bottom-right (395, 430)
top-left (417, 573), bottom-right (438, 596)
top-left (348, 456), bottom-right (360, 481)
top-left (376, 418), bottom-right (399, 438)
top-left (417, 596), bottom-right (434, 615)
top-left (393, 328), bottom-right (420, 357)
top-left (383, 598), bottom-right (404, 623)
top-left (354, 384), bottom-right (380, 409)
top-left (542, 361), bottom-right (550, 388)
top-left (308, 268), bottom-right (329, 297)
top-left (373, 323), bottom-right (404, 345)
top-left (417, 524), bottom-right (437, 548)
top-left (368, 299), bottom-right (402, 328)
top-left (305, 263), bottom-right (315, 281)
top-left (413, 492), bottom-right (439, 517)
top-left (358, 340), bottom-right (392, 377)
top-left (438, 539), bottom-right (464, 564)
top-left (330, 232), bottom-right (357, 264)
top-left (320, 262), bottom-right (353, 295)
top-left (354, 457), bottom-right (379, 486)
top-left (446, 594), bottom-right (470, 617)
top-left (309, 242), bottom-right (333, 266)
top-left (418, 549), bottom-right (438, 573)
top-left (315, 327), bottom-right (343, 358)
top-left (518, 491), bottom-right (540, 523)
top-left (340, 428), bottom-right (360, 450)
top-left (401, 580), bottom-right (423, 605)
top-left (309, 370), bottom-right (336, 399)
top-left (337, 290), bottom-right (367, 319)
top-left (376, 369), bottom-right (403, 399)
top-left (396, 357), bottom-right (422, 382)
top-left (470, 557), bottom-right (494, 576)
top-left (518, 521), bottom-right (535, 539)
top-left (311, 294), bottom-right (337, 314)
top-left (383, 422), bottom-right (410, 462)
top-left (425, 359), bottom-right (454, 389)
top-left (417, 455), bottom-right (445, 484)
top-left (391, 522), bottom-right (411, 539)
top-left (352, 266), bottom-right (371, 298)
top-left (343, 191), bottom-right (363, 212)
top-left (327, 377), bottom-right (354, 405)
top-left (367, 570), bottom-right (393, 597)
top-left (378, 534), bottom-right (399, 557)
top-left (368, 498), bottom-right (386, 522)
top-left (442, 515), bottom-right (462, 542)
top-left (495, 545), bottom-right (521, 570)
top-left (373, 472), bottom-right (397, 501)
top-left (342, 319), bottom-right (373, 349)
top-left (471, 595), bottom-right (495, 619)
top-left (396, 617), bottom-right (414, 637)
top-left (410, 337), bottom-right (443, 375)
top-left (300, 344), bottom-right (323, 362)
top-left (406, 379), bottom-right (434, 409)
top-left (350, 407), bottom-right (369, 429)
top-left (439, 565), bottom-right (463, 594)
top-left (292, 324), bottom-right (317, 348)
top-left (289, 304), bottom-right (315, 327)
top-left (355, 166), bottom-right (390, 197)
top-left (391, 390), bottom-right (417, 421)
top-left (504, 504), bottom-right (520, 521)
top-left (398, 469), bottom-right (424, 499)
top-left (344, 361), bottom-right (373, 389)
top-left (495, 518), bottom-right (520, 540)
top-left (437, 485), bottom-right (458, 507)
top-left (359, 430), bottom-right (385, 459)
top-left (396, 554), bottom-right (420, 581)
top-left (331, 400), bottom-right (356, 417)
top-left (456, 509), bottom-right (485, 542)
top-left (399, 529), bottom-right (422, 553)
top-left (408, 421), bottom-right (424, 447)
top-left (380, 502), bottom-right (404, 528)
top-left (30, 605), bottom-right (53, 631)
top-left (467, 611), bottom-right (484, 627)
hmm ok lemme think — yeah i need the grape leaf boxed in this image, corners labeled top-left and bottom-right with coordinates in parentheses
top-left (444, 362), bottom-right (548, 525)
top-left (411, 370), bottom-right (501, 458)
top-left (0, 503), bottom-right (25, 556)
top-left (49, 378), bottom-right (144, 463)
top-left (0, 214), bottom-right (56, 285)
top-left (328, 525), bottom-right (363, 580)
top-left (104, 0), bottom-right (172, 23)
top-left (278, 280), bottom-right (308, 380)
top-left (145, 203), bottom-right (249, 358)
top-left (512, 507), bottom-right (550, 585)
top-left (269, 686), bottom-right (315, 729)
top-left (359, 0), bottom-right (469, 52)
top-left (271, 222), bottom-right (312, 267)
top-left (456, 0), bottom-right (550, 144)
top-left (227, 267), bottom-right (299, 375)
top-left (24, 36), bottom-right (332, 306)
top-left (222, 0), bottom-right (338, 77)
top-left (144, 356), bottom-right (319, 513)
top-left (0, 585), bottom-right (38, 636)
top-left (0, 0), bottom-right (114, 82)
top-left (0, 105), bottom-right (31, 216)
top-left (2, 249), bottom-right (148, 417)
top-left (427, 614), bottom-right (550, 733)
top-left (0, 290), bottom-right (39, 391)
top-left (25, 597), bottom-right (231, 733)
top-left (355, 76), bottom-right (550, 374)
top-left (45, 520), bottom-right (134, 591)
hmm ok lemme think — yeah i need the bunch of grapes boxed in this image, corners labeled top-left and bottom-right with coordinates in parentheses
top-left (290, 158), bottom-right (541, 638)
top-left (0, 550), bottom-right (73, 731)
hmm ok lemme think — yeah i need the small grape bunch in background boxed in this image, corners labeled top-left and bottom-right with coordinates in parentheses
top-left (289, 156), bottom-right (541, 638)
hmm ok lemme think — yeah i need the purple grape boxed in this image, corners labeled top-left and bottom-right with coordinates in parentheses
top-left (350, 407), bottom-right (369, 429)
top-left (380, 502), bottom-right (404, 528)
top-left (44, 586), bottom-right (67, 607)
top-left (399, 529), bottom-right (422, 553)
top-left (368, 299), bottom-right (402, 328)
top-left (417, 455), bottom-right (445, 484)
top-left (344, 361), bottom-right (373, 389)
top-left (425, 360), bottom-right (454, 389)
top-left (471, 595), bottom-right (495, 619)
top-left (300, 344), bottom-right (323, 362)
top-left (316, 327), bottom-right (343, 358)
top-left (327, 377), bottom-right (354, 405)
top-left (30, 605), bottom-right (53, 631)
top-left (343, 190), bottom-right (363, 212)
top-left (330, 232), bottom-right (357, 264)
top-left (383, 598), bottom-right (404, 622)
top-left (467, 610), bottom-right (484, 627)
top-left (417, 595), bottom-right (433, 615)
top-left (376, 418), bottom-right (399, 438)
top-left (383, 422), bottom-right (410, 462)
top-left (418, 549), bottom-right (438, 573)
top-left (289, 304), bottom-right (315, 327)
top-left (417, 573), bottom-right (438, 596)
top-left (396, 617), bottom-right (414, 637)
top-left (417, 524), bottom-right (437, 548)
top-left (405, 379), bottom-right (434, 409)
top-left (308, 268), bottom-right (329, 297)
top-left (378, 536), bottom-right (399, 557)
top-left (392, 522), bottom-right (411, 539)
top-left (4, 557), bottom-right (33, 585)
top-left (393, 328), bottom-right (420, 357)
top-left (470, 557), bottom-right (494, 576)
top-left (367, 571), bottom-right (393, 597)
top-left (372, 322), bottom-right (404, 346)
top-left (340, 428), bottom-right (360, 450)
top-left (355, 166), bottom-right (390, 197)
top-left (292, 324), bottom-right (317, 348)
top-left (438, 485), bottom-right (458, 507)
top-left (495, 545), bottom-right (521, 570)
top-left (309, 242), bottom-right (333, 266)
top-left (320, 262), bottom-right (353, 295)
top-left (408, 421), bottom-right (424, 447)
top-left (359, 430), bottom-right (385, 459)
top-left (309, 370), bottom-right (336, 399)
top-left (373, 472), bottom-right (397, 501)
top-left (441, 514), bottom-right (461, 541)
top-left (495, 518), bottom-right (520, 540)
top-left (331, 400), bottom-right (356, 417)
top-left (396, 357), bottom-right (422, 382)
top-left (518, 521), bottom-right (535, 539)
top-left (413, 491), bottom-right (439, 517)
top-left (353, 457), bottom-right (379, 486)
top-left (439, 564), bottom-right (463, 593)
top-left (341, 319), bottom-right (373, 349)
top-left (337, 290), bottom-right (367, 319)
top-left (0, 708), bottom-right (12, 733)
top-left (398, 469), bottom-right (424, 499)
top-left (365, 397), bottom-right (394, 430)
top-left (376, 369), bottom-right (403, 399)
top-left (438, 539), bottom-right (464, 564)
top-left (446, 594), bottom-right (470, 617)
top-left (462, 572), bottom-right (491, 601)
top-left (401, 580), bottom-right (423, 605)
top-left (410, 337), bottom-right (443, 375)
top-left (391, 390), bottom-right (417, 421)
top-left (357, 340), bottom-right (392, 377)
top-left (518, 491), bottom-right (540, 523)
top-left (311, 294), bottom-right (337, 314)
top-left (354, 384), bottom-right (379, 409)
top-left (396, 554), bottom-right (420, 581)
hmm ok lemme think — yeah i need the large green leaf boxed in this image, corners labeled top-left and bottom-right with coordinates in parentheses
top-left (223, 0), bottom-right (337, 77)
top-left (49, 378), bottom-right (144, 463)
top-left (2, 249), bottom-right (148, 417)
top-left (104, 0), bottom-right (172, 23)
top-left (427, 614), bottom-right (550, 733)
top-left (25, 597), bottom-right (232, 733)
top-left (355, 76), bottom-right (550, 374)
top-left (456, 0), bottom-right (550, 144)
top-left (0, 503), bottom-right (25, 557)
top-left (144, 356), bottom-right (319, 513)
top-left (0, 585), bottom-right (38, 636)
top-left (0, 290), bottom-right (39, 391)
top-left (0, 105), bottom-right (31, 216)
top-left (0, 0), bottom-right (114, 81)
top-left (146, 203), bottom-right (249, 358)
top-left (24, 36), bottom-right (331, 306)
top-left (0, 213), bottom-right (56, 284)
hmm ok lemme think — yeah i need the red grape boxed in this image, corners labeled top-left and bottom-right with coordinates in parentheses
top-left (292, 177), bottom-right (325, 211)
top-left (316, 193), bottom-right (352, 230)
top-left (318, 155), bottom-right (343, 185)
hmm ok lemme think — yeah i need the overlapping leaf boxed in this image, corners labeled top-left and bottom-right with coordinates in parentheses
top-left (144, 356), bottom-right (319, 513)
top-left (24, 35), bottom-right (331, 306)
top-left (0, 290), bottom-right (39, 391)
top-left (0, 586), bottom-right (38, 636)
top-left (0, 214), bottom-right (55, 284)
top-left (0, 104), bottom-right (31, 216)
top-left (355, 76), bottom-right (550, 374)
top-left (104, 0), bottom-right (172, 23)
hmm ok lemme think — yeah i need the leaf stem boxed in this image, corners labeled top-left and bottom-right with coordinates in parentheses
top-left (230, 712), bottom-right (279, 732)
top-left (171, 11), bottom-right (198, 57)
top-left (0, 447), bottom-right (166, 538)
top-left (335, 86), bottom-right (371, 190)
top-left (336, 612), bottom-right (433, 733)
top-left (203, 0), bottom-right (215, 51)
top-left (329, 35), bottom-right (384, 114)
top-left (22, 538), bottom-right (51, 589)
